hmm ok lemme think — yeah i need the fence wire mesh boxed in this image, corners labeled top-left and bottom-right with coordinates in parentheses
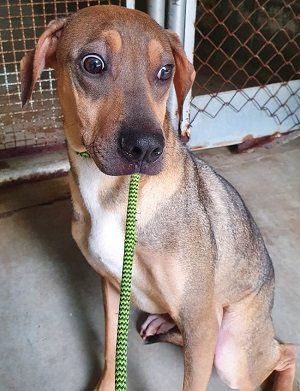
top-left (0, 0), bottom-right (123, 154)
top-left (192, 0), bottom-right (300, 129)
top-left (0, 0), bottom-right (299, 155)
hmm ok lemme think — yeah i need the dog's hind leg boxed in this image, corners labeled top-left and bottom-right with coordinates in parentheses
top-left (260, 344), bottom-right (298, 391)
top-left (268, 344), bottom-right (297, 391)
top-left (214, 293), bottom-right (296, 391)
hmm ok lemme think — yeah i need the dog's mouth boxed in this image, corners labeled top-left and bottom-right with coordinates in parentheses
top-left (90, 151), bottom-right (165, 176)
top-left (124, 152), bottom-right (165, 175)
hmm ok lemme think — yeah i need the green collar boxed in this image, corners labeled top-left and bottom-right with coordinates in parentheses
top-left (75, 150), bottom-right (90, 158)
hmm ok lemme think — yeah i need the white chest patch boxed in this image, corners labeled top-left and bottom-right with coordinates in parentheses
top-left (75, 158), bottom-right (125, 279)
top-left (72, 156), bottom-right (165, 314)
top-left (89, 210), bottom-right (125, 279)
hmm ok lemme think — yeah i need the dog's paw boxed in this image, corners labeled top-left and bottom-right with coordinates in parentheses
top-left (140, 314), bottom-right (175, 340)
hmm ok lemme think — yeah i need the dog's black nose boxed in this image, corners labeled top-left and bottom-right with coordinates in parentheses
top-left (119, 131), bottom-right (165, 164)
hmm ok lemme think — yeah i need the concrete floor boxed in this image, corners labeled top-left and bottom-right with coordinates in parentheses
top-left (0, 138), bottom-right (299, 391)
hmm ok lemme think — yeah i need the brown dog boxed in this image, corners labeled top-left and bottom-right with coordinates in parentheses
top-left (20, 5), bottom-right (296, 391)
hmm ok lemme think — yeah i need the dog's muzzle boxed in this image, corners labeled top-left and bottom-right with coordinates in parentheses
top-left (85, 126), bottom-right (166, 177)
top-left (118, 129), bottom-right (165, 175)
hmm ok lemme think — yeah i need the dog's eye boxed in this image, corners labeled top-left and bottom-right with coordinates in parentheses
top-left (157, 64), bottom-right (173, 81)
top-left (82, 54), bottom-right (105, 74)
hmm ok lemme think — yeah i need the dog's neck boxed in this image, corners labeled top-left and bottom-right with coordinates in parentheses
top-left (67, 123), bottom-right (185, 226)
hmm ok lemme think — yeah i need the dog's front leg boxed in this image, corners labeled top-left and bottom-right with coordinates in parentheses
top-left (181, 310), bottom-right (219, 391)
top-left (95, 278), bottom-right (119, 391)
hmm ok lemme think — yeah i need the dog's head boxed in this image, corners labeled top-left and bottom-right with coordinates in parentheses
top-left (21, 5), bottom-right (195, 175)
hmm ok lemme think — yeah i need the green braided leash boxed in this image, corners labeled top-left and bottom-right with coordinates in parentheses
top-left (75, 150), bottom-right (140, 389)
top-left (115, 173), bottom-right (140, 391)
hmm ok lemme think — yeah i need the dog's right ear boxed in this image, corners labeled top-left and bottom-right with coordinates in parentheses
top-left (20, 18), bottom-right (66, 107)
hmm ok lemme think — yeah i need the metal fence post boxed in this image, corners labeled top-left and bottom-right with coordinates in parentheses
top-left (148, 0), bottom-right (166, 27)
top-left (166, 0), bottom-right (187, 132)
top-left (126, 0), bottom-right (135, 9)
top-left (181, 0), bottom-right (197, 140)
top-left (166, 0), bottom-right (196, 137)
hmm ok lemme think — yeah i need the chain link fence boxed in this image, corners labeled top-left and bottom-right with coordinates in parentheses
top-left (0, 0), bottom-right (299, 156)
top-left (192, 0), bottom-right (300, 130)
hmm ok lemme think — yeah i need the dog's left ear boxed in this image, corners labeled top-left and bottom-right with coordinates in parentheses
top-left (166, 30), bottom-right (196, 118)
top-left (20, 18), bottom-right (66, 107)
